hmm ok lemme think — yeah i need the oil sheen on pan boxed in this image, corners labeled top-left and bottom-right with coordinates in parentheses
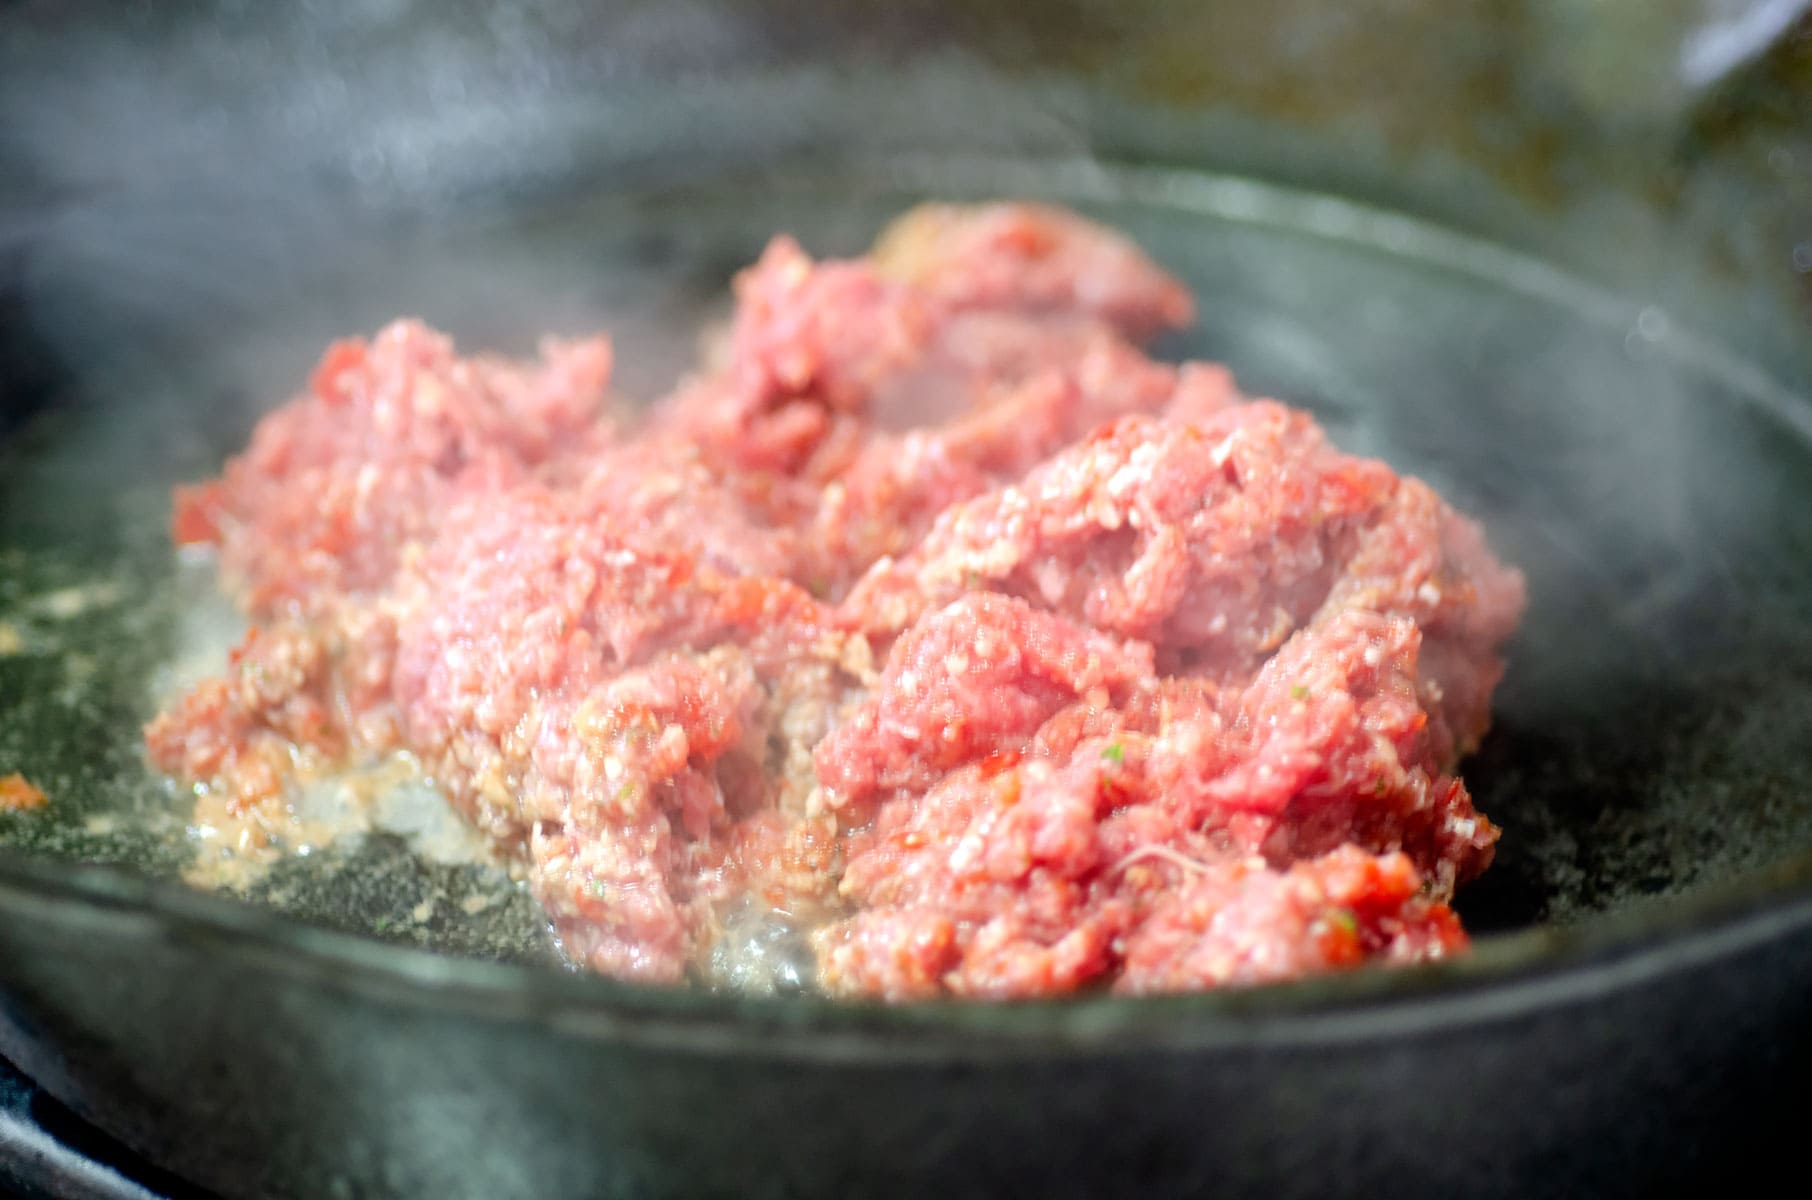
top-left (144, 202), bottom-right (1526, 1000)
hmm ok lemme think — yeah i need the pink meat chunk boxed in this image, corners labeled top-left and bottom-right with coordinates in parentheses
top-left (869, 201), bottom-right (1196, 338)
top-left (171, 320), bottom-right (614, 616)
top-left (840, 406), bottom-right (1395, 666)
top-left (815, 592), bottom-right (1155, 806)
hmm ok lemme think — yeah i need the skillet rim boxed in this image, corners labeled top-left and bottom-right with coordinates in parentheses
top-left (2, 845), bottom-right (1810, 1060)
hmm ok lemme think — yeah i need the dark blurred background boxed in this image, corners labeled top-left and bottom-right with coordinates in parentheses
top-left (1, 1), bottom-right (1808, 418)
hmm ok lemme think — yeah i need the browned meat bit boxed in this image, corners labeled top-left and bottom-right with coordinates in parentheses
top-left (0, 773), bottom-right (47, 812)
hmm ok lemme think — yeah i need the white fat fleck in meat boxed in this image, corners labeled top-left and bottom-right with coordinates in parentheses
top-left (1108, 440), bottom-right (1163, 498)
top-left (948, 831), bottom-right (985, 875)
top-left (1207, 433), bottom-right (1238, 469)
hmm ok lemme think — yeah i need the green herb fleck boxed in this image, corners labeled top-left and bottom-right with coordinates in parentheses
top-left (590, 879), bottom-right (610, 898)
top-left (616, 782), bottom-right (637, 805)
top-left (1289, 684), bottom-right (1309, 701)
top-left (1329, 908), bottom-right (1358, 935)
top-left (964, 570), bottom-right (983, 590)
top-left (1101, 742), bottom-right (1124, 766)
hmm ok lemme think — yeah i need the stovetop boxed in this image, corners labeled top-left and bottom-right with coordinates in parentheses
top-left (0, 1053), bottom-right (182, 1200)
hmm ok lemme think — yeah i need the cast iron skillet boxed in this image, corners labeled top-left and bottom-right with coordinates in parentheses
top-left (4, 4), bottom-right (1812, 1198)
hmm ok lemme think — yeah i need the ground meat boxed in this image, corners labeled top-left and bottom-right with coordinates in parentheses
top-left (147, 201), bottom-right (1525, 999)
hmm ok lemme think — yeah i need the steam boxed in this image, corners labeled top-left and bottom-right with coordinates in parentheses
top-left (0, 2), bottom-right (1107, 461)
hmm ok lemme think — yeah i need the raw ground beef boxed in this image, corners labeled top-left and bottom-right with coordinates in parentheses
top-left (147, 201), bottom-right (1525, 998)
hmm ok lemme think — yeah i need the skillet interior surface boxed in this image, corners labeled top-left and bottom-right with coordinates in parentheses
top-left (4, 158), bottom-right (1812, 964)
